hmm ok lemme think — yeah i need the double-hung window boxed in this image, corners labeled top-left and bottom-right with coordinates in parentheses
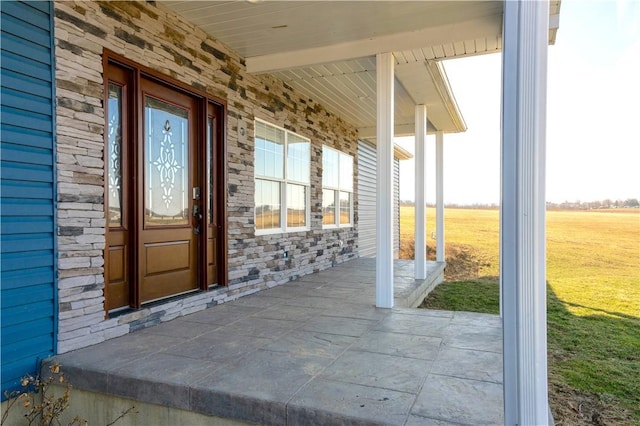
top-left (322, 146), bottom-right (353, 228)
top-left (254, 120), bottom-right (310, 234)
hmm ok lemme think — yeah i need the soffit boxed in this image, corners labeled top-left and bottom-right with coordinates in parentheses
top-left (161, 1), bottom-right (560, 138)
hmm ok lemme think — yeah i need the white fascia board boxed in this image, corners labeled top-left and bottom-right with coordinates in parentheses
top-left (392, 60), bottom-right (466, 134)
top-left (359, 123), bottom-right (415, 139)
top-left (356, 138), bottom-right (413, 160)
top-left (425, 60), bottom-right (467, 133)
top-left (358, 122), bottom-right (437, 140)
top-left (246, 16), bottom-right (502, 74)
top-left (393, 144), bottom-right (413, 161)
top-left (549, 14), bottom-right (560, 44)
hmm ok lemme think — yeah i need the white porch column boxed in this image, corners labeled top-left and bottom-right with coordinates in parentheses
top-left (501, 1), bottom-right (550, 425)
top-left (376, 52), bottom-right (394, 308)
top-left (435, 131), bottom-right (445, 263)
top-left (414, 105), bottom-right (427, 279)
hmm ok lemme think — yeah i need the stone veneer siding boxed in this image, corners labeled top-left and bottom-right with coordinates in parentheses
top-left (54, 0), bottom-right (359, 353)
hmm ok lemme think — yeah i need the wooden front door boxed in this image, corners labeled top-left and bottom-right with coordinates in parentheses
top-left (138, 78), bottom-right (199, 303)
top-left (104, 52), bottom-right (227, 312)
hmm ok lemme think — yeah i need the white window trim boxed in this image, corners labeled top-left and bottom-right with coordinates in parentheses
top-left (322, 145), bottom-right (354, 229)
top-left (254, 119), bottom-right (311, 235)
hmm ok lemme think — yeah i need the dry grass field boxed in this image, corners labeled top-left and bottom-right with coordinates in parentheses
top-left (401, 206), bottom-right (640, 425)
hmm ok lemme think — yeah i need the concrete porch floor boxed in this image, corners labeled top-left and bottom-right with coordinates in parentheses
top-left (51, 258), bottom-right (503, 425)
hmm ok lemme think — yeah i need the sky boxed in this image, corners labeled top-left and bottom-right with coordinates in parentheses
top-left (396, 0), bottom-right (640, 205)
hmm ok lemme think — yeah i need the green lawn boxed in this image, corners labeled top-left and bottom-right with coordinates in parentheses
top-left (404, 207), bottom-right (640, 425)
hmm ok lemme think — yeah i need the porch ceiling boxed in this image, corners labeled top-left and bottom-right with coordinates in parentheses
top-left (161, 1), bottom-right (560, 139)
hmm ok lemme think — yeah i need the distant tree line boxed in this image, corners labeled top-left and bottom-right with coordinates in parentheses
top-left (400, 199), bottom-right (640, 210)
top-left (400, 200), bottom-right (499, 209)
top-left (546, 198), bottom-right (639, 210)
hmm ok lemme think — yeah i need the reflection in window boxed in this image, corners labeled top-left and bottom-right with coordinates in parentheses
top-left (339, 154), bottom-right (354, 191)
top-left (322, 148), bottom-right (339, 188)
top-left (207, 116), bottom-right (214, 224)
top-left (287, 134), bottom-right (310, 184)
top-left (254, 120), bottom-right (310, 233)
top-left (107, 83), bottom-right (123, 228)
top-left (322, 189), bottom-right (336, 226)
top-left (255, 179), bottom-right (281, 230)
top-left (287, 184), bottom-right (307, 228)
top-left (339, 191), bottom-right (351, 225)
top-left (322, 146), bottom-right (353, 227)
top-left (255, 121), bottom-right (284, 179)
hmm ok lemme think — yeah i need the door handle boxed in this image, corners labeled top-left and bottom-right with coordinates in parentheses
top-left (193, 205), bottom-right (203, 221)
top-left (193, 206), bottom-right (202, 235)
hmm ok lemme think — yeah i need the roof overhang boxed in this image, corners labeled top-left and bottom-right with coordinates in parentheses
top-left (393, 144), bottom-right (413, 161)
top-left (161, 1), bottom-right (560, 139)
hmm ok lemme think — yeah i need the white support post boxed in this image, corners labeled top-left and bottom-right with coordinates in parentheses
top-left (376, 52), bottom-right (395, 308)
top-left (435, 131), bottom-right (445, 263)
top-left (414, 105), bottom-right (427, 280)
top-left (501, 1), bottom-right (550, 425)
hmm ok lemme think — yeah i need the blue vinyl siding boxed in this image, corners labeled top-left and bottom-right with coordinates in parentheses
top-left (1, 0), bottom-right (57, 399)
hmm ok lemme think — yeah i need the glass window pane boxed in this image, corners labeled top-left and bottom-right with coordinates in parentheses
top-left (339, 153), bottom-right (353, 192)
top-left (207, 116), bottom-right (214, 224)
top-left (287, 184), bottom-right (307, 228)
top-left (287, 134), bottom-right (310, 184)
top-left (255, 121), bottom-right (284, 179)
top-left (322, 189), bottom-right (336, 226)
top-left (339, 191), bottom-right (351, 225)
top-left (144, 96), bottom-right (189, 226)
top-left (255, 179), bottom-right (281, 230)
top-left (322, 147), bottom-right (339, 188)
top-left (107, 83), bottom-right (123, 228)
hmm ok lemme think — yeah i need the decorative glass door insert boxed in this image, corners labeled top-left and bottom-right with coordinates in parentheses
top-left (144, 97), bottom-right (189, 227)
top-left (107, 83), bottom-right (123, 228)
